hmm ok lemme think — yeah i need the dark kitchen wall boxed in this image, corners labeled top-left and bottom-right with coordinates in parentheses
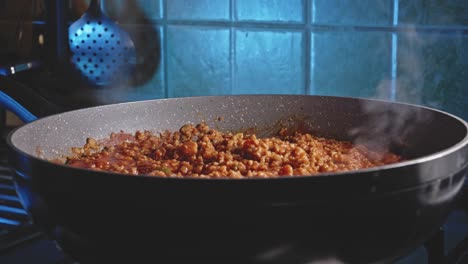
top-left (1, 1), bottom-right (466, 120)
top-left (99, 0), bottom-right (468, 120)
top-left (0, 0), bottom-right (46, 63)
top-left (0, 0), bottom-right (88, 64)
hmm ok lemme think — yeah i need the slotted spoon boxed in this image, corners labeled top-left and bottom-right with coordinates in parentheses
top-left (68, 0), bottom-right (136, 86)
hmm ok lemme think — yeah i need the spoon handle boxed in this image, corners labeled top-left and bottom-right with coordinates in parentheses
top-left (87, 0), bottom-right (102, 16)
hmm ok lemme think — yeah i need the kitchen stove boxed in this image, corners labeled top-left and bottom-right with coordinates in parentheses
top-left (0, 0), bottom-right (466, 260)
top-left (0, 124), bottom-right (466, 264)
top-left (0, 74), bottom-right (467, 264)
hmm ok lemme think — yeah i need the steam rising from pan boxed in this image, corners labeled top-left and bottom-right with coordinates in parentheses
top-left (348, 25), bottom-right (456, 155)
top-left (348, 98), bottom-right (431, 156)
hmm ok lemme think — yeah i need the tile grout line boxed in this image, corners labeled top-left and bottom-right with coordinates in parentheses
top-left (119, 19), bottom-right (468, 35)
top-left (230, 0), bottom-right (237, 94)
top-left (309, 0), bottom-right (316, 95)
top-left (304, 0), bottom-right (311, 95)
top-left (390, 0), bottom-right (399, 101)
top-left (162, 0), bottom-right (169, 98)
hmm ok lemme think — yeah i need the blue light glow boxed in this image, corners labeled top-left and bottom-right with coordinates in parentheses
top-left (0, 68), bottom-right (8, 76)
top-left (0, 217), bottom-right (20, 226)
top-left (0, 183), bottom-right (14, 191)
top-left (12, 170), bottom-right (32, 212)
top-left (84, 24), bottom-right (93, 34)
top-left (0, 205), bottom-right (28, 215)
top-left (0, 194), bottom-right (20, 203)
top-left (13, 170), bottom-right (30, 180)
top-left (0, 92), bottom-right (37, 122)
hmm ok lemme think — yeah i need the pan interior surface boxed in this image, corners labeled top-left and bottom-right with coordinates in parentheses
top-left (9, 95), bottom-right (468, 165)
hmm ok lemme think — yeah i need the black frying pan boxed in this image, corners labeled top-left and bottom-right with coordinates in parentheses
top-left (1, 92), bottom-right (468, 264)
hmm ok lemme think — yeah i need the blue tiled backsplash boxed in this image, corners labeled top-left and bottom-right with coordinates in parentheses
top-left (98, 0), bottom-right (468, 121)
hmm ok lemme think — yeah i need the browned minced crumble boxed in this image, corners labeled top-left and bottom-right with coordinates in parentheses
top-left (64, 123), bottom-right (402, 178)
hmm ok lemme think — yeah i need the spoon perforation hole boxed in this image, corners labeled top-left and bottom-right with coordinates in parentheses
top-left (87, 34), bottom-right (90, 38)
top-left (86, 21), bottom-right (90, 24)
top-left (104, 28), bottom-right (108, 32)
top-left (98, 34), bottom-right (102, 38)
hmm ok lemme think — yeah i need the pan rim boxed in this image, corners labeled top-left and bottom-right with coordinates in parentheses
top-left (6, 94), bottom-right (468, 181)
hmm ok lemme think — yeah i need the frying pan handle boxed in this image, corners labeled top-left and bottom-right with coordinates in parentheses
top-left (0, 91), bottom-right (37, 123)
top-left (0, 75), bottom-right (61, 123)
